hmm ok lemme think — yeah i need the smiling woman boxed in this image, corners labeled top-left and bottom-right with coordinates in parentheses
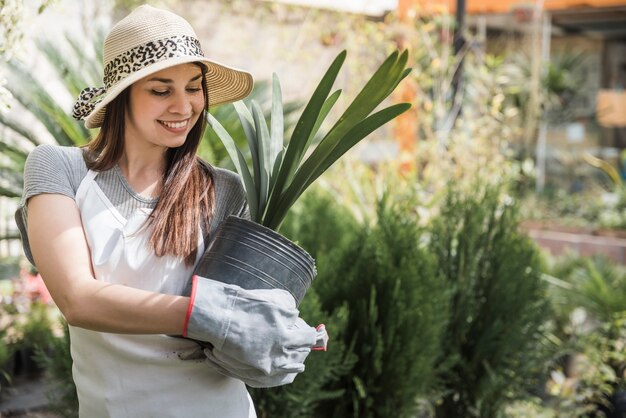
top-left (14, 5), bottom-right (327, 418)
top-left (129, 65), bottom-right (206, 145)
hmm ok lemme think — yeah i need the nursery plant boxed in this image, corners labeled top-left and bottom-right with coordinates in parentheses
top-left (312, 197), bottom-right (449, 418)
top-left (429, 184), bottom-right (552, 418)
top-left (197, 49), bottom-right (411, 304)
top-left (209, 49), bottom-right (411, 230)
top-left (34, 321), bottom-right (78, 418)
top-left (548, 255), bottom-right (626, 416)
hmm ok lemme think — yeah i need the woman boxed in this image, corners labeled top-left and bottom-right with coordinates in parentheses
top-left (16, 5), bottom-right (325, 417)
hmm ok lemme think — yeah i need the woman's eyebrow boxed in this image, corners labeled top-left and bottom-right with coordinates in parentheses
top-left (146, 74), bottom-right (203, 83)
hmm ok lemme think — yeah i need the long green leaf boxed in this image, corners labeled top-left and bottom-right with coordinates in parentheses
top-left (0, 141), bottom-right (28, 167)
top-left (66, 35), bottom-right (104, 87)
top-left (37, 38), bottom-right (88, 99)
top-left (251, 101), bottom-right (271, 214)
top-left (389, 68), bottom-right (413, 98)
top-left (336, 50), bottom-right (407, 127)
top-left (266, 103), bottom-right (411, 229)
top-left (293, 51), bottom-right (406, 189)
top-left (309, 103), bottom-right (412, 183)
top-left (269, 73), bottom-right (284, 170)
top-left (0, 167), bottom-right (22, 198)
top-left (0, 187), bottom-right (20, 198)
top-left (271, 149), bottom-right (284, 182)
top-left (233, 101), bottom-right (259, 183)
top-left (0, 113), bottom-right (41, 146)
top-left (263, 52), bottom-right (346, 220)
top-left (5, 62), bottom-right (80, 146)
top-left (53, 110), bottom-right (89, 145)
top-left (207, 113), bottom-right (258, 220)
top-left (264, 88), bottom-right (342, 219)
top-left (274, 53), bottom-right (345, 182)
top-left (0, 233), bottom-right (20, 240)
top-left (266, 74), bottom-right (285, 216)
top-left (273, 52), bottom-right (407, 201)
top-left (303, 89), bottom-right (342, 154)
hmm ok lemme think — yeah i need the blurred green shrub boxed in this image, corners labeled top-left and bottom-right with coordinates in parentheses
top-left (16, 301), bottom-right (55, 353)
top-left (34, 320), bottom-right (78, 418)
top-left (278, 187), bottom-right (360, 258)
top-left (275, 190), bottom-right (449, 417)
top-left (255, 182), bottom-right (557, 417)
top-left (545, 254), bottom-right (626, 416)
top-left (0, 325), bottom-right (12, 393)
top-left (429, 184), bottom-right (552, 418)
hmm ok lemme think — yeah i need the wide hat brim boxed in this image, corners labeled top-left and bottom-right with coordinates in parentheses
top-left (84, 57), bottom-right (253, 129)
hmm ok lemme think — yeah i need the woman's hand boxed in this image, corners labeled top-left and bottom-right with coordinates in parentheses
top-left (183, 275), bottom-right (328, 380)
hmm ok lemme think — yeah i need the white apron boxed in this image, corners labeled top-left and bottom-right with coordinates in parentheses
top-left (71, 169), bottom-right (256, 418)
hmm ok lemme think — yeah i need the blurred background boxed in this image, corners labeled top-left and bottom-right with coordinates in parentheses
top-left (1, 0), bottom-right (626, 417)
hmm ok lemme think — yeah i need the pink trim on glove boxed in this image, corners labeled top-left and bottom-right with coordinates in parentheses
top-left (182, 275), bottom-right (198, 337)
top-left (312, 323), bottom-right (328, 351)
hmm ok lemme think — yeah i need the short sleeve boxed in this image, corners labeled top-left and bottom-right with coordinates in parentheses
top-left (209, 166), bottom-right (250, 235)
top-left (14, 144), bottom-right (87, 265)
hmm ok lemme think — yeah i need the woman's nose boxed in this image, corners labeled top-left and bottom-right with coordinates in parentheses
top-left (168, 92), bottom-right (193, 115)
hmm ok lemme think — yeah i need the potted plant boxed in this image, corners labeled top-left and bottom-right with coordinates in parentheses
top-left (193, 50), bottom-right (411, 305)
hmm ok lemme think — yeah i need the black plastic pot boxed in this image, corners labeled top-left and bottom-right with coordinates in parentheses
top-left (192, 216), bottom-right (316, 306)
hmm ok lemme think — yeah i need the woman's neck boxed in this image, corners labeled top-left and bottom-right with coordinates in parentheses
top-left (118, 145), bottom-right (167, 199)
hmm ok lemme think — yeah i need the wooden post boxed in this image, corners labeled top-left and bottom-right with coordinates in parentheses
top-left (394, 0), bottom-right (419, 174)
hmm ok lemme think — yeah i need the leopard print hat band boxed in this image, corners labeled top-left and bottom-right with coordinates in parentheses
top-left (72, 5), bottom-right (253, 129)
top-left (71, 35), bottom-right (204, 122)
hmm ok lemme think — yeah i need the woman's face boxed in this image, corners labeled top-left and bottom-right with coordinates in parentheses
top-left (125, 63), bottom-right (205, 150)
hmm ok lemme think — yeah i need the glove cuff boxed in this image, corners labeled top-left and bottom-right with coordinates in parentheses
top-left (184, 276), bottom-right (237, 351)
top-left (182, 275), bottom-right (199, 337)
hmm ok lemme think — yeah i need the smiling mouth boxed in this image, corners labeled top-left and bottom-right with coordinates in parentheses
top-left (158, 119), bottom-right (189, 129)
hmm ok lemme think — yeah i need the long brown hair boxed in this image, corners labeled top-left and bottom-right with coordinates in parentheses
top-left (83, 64), bottom-right (214, 266)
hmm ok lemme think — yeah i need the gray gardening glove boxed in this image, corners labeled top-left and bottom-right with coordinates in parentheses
top-left (182, 275), bottom-right (324, 375)
top-left (203, 345), bottom-right (307, 388)
top-left (202, 321), bottom-right (328, 388)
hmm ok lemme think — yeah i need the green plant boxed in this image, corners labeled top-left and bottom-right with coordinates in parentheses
top-left (17, 301), bottom-right (55, 352)
top-left (209, 49), bottom-right (411, 230)
top-left (0, 33), bottom-right (101, 200)
top-left (0, 327), bottom-right (13, 392)
top-left (545, 255), bottom-right (626, 415)
top-left (0, 269), bottom-right (58, 391)
top-left (310, 198), bottom-right (449, 418)
top-left (429, 183), bottom-right (552, 418)
top-left (566, 256), bottom-right (626, 323)
top-left (579, 312), bottom-right (626, 416)
top-left (34, 320), bottom-right (78, 418)
top-left (277, 186), bottom-right (360, 257)
top-left (200, 80), bottom-right (302, 169)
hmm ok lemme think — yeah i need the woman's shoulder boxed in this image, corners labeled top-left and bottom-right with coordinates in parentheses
top-left (200, 162), bottom-right (249, 221)
top-left (211, 166), bottom-right (244, 191)
top-left (24, 144), bottom-right (88, 197)
top-left (197, 158), bottom-right (243, 194)
top-left (27, 143), bottom-right (85, 168)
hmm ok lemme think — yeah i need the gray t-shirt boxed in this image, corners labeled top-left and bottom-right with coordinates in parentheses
top-left (16, 144), bottom-right (249, 265)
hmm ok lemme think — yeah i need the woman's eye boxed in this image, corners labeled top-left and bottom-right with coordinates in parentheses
top-left (187, 87), bottom-right (202, 93)
top-left (151, 90), bottom-right (169, 96)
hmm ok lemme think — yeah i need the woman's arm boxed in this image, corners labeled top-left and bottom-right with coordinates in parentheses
top-left (27, 193), bottom-right (189, 334)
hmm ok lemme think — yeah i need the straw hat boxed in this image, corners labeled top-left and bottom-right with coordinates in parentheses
top-left (72, 5), bottom-right (253, 129)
